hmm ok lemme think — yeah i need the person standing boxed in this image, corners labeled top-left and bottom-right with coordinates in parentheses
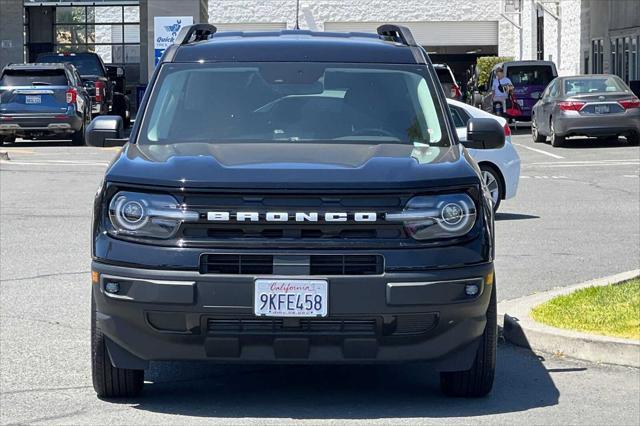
top-left (492, 67), bottom-right (513, 115)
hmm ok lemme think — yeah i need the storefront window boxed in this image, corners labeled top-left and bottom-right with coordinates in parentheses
top-left (617, 38), bottom-right (623, 78)
top-left (632, 37), bottom-right (638, 80)
top-left (24, 1), bottom-right (141, 98)
top-left (51, 4), bottom-right (139, 68)
top-left (591, 39), bottom-right (603, 74)
top-left (611, 39), bottom-right (616, 75)
top-left (623, 37), bottom-right (630, 83)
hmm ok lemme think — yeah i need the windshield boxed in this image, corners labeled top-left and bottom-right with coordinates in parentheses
top-left (140, 62), bottom-right (448, 146)
top-left (0, 69), bottom-right (68, 86)
top-left (563, 76), bottom-right (628, 95)
top-left (38, 54), bottom-right (103, 76)
top-left (507, 65), bottom-right (555, 86)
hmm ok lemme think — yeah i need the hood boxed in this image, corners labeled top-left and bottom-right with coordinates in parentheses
top-left (105, 142), bottom-right (479, 190)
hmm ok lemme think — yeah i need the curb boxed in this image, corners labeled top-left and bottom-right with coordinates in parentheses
top-left (0, 151), bottom-right (9, 161)
top-left (498, 269), bottom-right (640, 368)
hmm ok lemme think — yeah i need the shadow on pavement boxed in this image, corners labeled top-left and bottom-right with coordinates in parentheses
top-left (496, 212), bottom-right (540, 221)
top-left (122, 343), bottom-right (561, 420)
top-left (557, 136), bottom-right (636, 149)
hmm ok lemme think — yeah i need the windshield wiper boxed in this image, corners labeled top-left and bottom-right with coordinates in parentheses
top-left (31, 81), bottom-right (52, 86)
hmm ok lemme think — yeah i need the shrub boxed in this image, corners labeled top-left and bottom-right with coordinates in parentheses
top-left (476, 56), bottom-right (514, 87)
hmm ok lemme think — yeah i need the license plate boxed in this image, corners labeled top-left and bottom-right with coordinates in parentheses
top-left (25, 95), bottom-right (41, 104)
top-left (254, 279), bottom-right (328, 317)
top-left (594, 104), bottom-right (610, 114)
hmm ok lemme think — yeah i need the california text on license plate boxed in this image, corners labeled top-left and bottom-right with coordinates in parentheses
top-left (254, 279), bottom-right (328, 317)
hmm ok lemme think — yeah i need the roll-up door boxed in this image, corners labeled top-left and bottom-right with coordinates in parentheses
top-left (212, 22), bottom-right (287, 32)
top-left (323, 21), bottom-right (498, 46)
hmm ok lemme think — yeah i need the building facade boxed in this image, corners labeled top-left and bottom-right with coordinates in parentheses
top-left (1, 0), bottom-right (585, 92)
top-left (207, 0), bottom-right (582, 78)
top-left (581, 0), bottom-right (640, 85)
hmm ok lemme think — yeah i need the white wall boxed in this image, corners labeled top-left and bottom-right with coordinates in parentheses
top-left (207, 0), bottom-right (581, 74)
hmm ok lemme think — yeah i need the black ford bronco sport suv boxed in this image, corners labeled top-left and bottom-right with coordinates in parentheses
top-left (87, 24), bottom-right (505, 398)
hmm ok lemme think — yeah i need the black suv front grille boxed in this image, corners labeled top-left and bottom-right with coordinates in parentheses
top-left (200, 254), bottom-right (384, 275)
top-left (177, 192), bottom-right (413, 248)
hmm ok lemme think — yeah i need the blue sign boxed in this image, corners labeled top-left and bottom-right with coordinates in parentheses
top-left (154, 16), bottom-right (193, 65)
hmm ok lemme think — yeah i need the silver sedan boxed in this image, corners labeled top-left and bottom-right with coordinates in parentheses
top-left (531, 74), bottom-right (640, 147)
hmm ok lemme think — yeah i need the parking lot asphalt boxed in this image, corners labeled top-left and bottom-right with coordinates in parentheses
top-left (1, 132), bottom-right (639, 424)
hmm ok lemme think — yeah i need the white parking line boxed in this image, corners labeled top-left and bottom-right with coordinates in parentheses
top-left (528, 161), bottom-right (639, 168)
top-left (0, 160), bottom-right (108, 167)
top-left (531, 160), bottom-right (639, 165)
top-left (513, 143), bottom-right (565, 159)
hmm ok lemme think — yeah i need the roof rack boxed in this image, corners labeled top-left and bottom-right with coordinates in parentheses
top-left (376, 24), bottom-right (418, 47)
top-left (174, 24), bottom-right (217, 45)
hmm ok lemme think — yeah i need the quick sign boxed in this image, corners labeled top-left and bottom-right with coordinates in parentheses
top-left (154, 16), bottom-right (193, 65)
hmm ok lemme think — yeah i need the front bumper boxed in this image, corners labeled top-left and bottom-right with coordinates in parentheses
top-left (0, 113), bottom-right (82, 135)
top-left (93, 261), bottom-right (494, 371)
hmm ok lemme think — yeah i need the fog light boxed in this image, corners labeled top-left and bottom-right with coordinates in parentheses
top-left (105, 281), bottom-right (120, 294)
top-left (465, 284), bottom-right (479, 296)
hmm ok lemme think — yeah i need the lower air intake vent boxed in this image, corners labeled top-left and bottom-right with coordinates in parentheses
top-left (200, 254), bottom-right (273, 274)
top-left (207, 318), bottom-right (378, 335)
top-left (200, 254), bottom-right (384, 275)
top-left (309, 255), bottom-right (383, 275)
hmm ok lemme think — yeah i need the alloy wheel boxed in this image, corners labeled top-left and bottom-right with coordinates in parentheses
top-left (482, 170), bottom-right (500, 207)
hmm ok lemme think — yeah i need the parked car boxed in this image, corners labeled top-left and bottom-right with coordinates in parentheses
top-left (86, 24), bottom-right (505, 398)
top-left (531, 74), bottom-right (640, 147)
top-left (448, 99), bottom-right (520, 212)
top-left (0, 63), bottom-right (91, 145)
top-left (434, 64), bottom-right (462, 99)
top-left (479, 60), bottom-right (557, 121)
top-left (37, 52), bottom-right (131, 127)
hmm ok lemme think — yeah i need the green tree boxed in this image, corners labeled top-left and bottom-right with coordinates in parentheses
top-left (476, 56), bottom-right (515, 87)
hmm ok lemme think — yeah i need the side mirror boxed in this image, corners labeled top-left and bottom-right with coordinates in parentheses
top-left (86, 116), bottom-right (127, 147)
top-left (462, 117), bottom-right (505, 150)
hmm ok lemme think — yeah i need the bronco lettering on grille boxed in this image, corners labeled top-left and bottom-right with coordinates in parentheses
top-left (206, 211), bottom-right (377, 222)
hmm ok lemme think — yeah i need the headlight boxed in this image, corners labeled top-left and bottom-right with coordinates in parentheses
top-left (108, 191), bottom-right (199, 239)
top-left (386, 194), bottom-right (477, 240)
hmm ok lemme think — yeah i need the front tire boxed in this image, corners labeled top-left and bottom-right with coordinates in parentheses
top-left (440, 279), bottom-right (497, 398)
top-left (480, 164), bottom-right (503, 212)
top-left (91, 292), bottom-right (144, 398)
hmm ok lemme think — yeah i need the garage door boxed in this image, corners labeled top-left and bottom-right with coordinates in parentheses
top-left (212, 22), bottom-right (287, 32)
top-left (324, 21), bottom-right (498, 46)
